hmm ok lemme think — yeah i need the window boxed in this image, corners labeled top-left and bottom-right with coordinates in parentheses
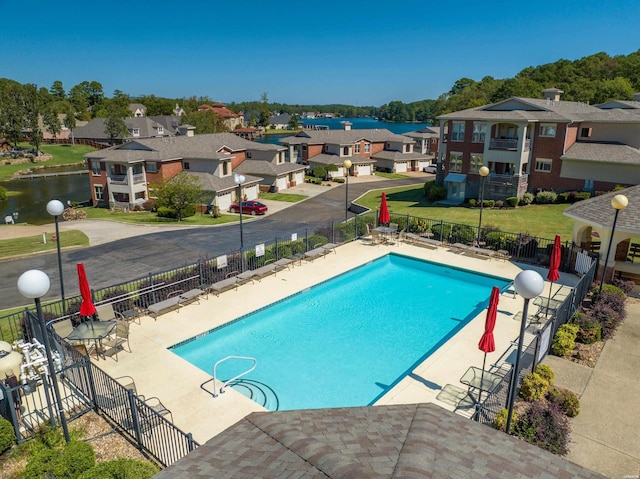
top-left (364, 143), bottom-right (371, 153)
top-left (94, 185), bottom-right (104, 201)
top-left (145, 162), bottom-right (157, 173)
top-left (470, 154), bottom-right (483, 173)
top-left (222, 161), bottom-right (228, 175)
top-left (449, 152), bottom-right (463, 172)
top-left (183, 162), bottom-right (190, 170)
top-left (247, 152), bottom-right (252, 158)
top-left (539, 123), bottom-right (556, 137)
top-left (451, 121), bottom-right (465, 141)
top-left (91, 160), bottom-right (100, 175)
top-left (535, 158), bottom-right (552, 172)
top-left (157, 126), bottom-right (164, 134)
top-left (581, 127), bottom-right (592, 138)
top-left (405, 145), bottom-right (410, 152)
top-left (133, 164), bottom-right (143, 175)
top-left (472, 122), bottom-right (486, 143)
top-left (302, 145), bottom-right (307, 151)
top-left (323, 145), bottom-right (328, 152)
top-left (132, 128), bottom-right (140, 137)
top-left (354, 143), bottom-right (361, 154)
top-left (343, 146), bottom-right (349, 156)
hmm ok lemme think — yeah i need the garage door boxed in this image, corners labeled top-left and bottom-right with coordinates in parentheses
top-left (276, 177), bottom-right (287, 191)
top-left (245, 185), bottom-right (259, 201)
top-left (395, 162), bottom-right (407, 173)
top-left (217, 192), bottom-right (232, 211)
top-left (357, 165), bottom-right (371, 176)
top-left (294, 171), bottom-right (304, 185)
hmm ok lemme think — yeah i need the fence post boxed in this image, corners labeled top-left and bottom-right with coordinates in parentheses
top-left (439, 220), bottom-right (443, 242)
top-left (305, 228), bottom-right (309, 251)
top-left (331, 221), bottom-right (335, 244)
top-left (275, 237), bottom-right (279, 260)
top-left (127, 389), bottom-right (144, 449)
top-left (40, 373), bottom-right (57, 429)
top-left (149, 273), bottom-right (156, 304)
top-left (187, 432), bottom-right (196, 452)
top-left (198, 258), bottom-right (203, 285)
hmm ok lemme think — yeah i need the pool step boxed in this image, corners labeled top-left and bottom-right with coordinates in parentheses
top-left (228, 379), bottom-right (280, 411)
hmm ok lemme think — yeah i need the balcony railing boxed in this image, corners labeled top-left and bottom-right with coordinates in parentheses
top-left (489, 138), bottom-right (531, 150)
top-left (108, 173), bottom-right (146, 185)
top-left (486, 172), bottom-right (528, 186)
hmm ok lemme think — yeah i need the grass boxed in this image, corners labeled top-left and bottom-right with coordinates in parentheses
top-left (260, 192), bottom-right (308, 202)
top-left (82, 206), bottom-right (239, 225)
top-left (374, 172), bottom-right (409, 179)
top-left (0, 143), bottom-right (96, 181)
top-left (0, 230), bottom-right (89, 259)
top-left (356, 185), bottom-right (575, 239)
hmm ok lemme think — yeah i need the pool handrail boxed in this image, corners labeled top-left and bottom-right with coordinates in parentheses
top-left (212, 355), bottom-right (257, 397)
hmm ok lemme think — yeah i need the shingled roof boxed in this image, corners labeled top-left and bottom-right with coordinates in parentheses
top-left (154, 403), bottom-right (606, 479)
top-left (564, 184), bottom-right (640, 234)
top-left (280, 128), bottom-right (413, 145)
top-left (234, 159), bottom-right (306, 177)
top-left (562, 142), bottom-right (640, 165)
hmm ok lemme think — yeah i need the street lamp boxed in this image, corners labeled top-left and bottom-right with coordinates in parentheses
top-left (599, 194), bottom-right (628, 292)
top-left (46, 199), bottom-right (66, 310)
top-left (476, 166), bottom-right (490, 247)
top-left (343, 159), bottom-right (352, 221)
top-left (233, 174), bottom-right (246, 250)
top-left (505, 269), bottom-right (545, 434)
top-left (17, 269), bottom-right (70, 443)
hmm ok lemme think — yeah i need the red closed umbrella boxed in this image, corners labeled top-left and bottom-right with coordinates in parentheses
top-left (478, 286), bottom-right (500, 401)
top-left (77, 263), bottom-right (96, 318)
top-left (545, 235), bottom-right (562, 317)
top-left (378, 192), bottom-right (390, 225)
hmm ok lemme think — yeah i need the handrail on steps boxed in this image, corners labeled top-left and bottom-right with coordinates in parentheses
top-left (212, 356), bottom-right (257, 397)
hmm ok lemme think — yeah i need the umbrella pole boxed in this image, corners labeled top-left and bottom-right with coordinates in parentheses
top-left (545, 281), bottom-right (554, 318)
top-left (478, 353), bottom-right (487, 403)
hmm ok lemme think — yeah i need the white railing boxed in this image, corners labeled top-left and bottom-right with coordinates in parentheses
top-left (212, 356), bottom-right (257, 397)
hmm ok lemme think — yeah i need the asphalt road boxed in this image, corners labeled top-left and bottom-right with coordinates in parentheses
top-left (1, 177), bottom-right (426, 309)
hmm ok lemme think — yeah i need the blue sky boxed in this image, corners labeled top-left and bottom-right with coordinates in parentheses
top-left (1, 0), bottom-right (639, 106)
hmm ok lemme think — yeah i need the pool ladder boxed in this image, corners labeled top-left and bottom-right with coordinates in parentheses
top-left (212, 356), bottom-right (257, 397)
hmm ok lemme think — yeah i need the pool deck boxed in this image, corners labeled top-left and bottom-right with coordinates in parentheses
top-left (95, 240), bottom-right (577, 444)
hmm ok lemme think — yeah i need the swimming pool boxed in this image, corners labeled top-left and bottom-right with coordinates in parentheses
top-left (171, 253), bottom-right (511, 410)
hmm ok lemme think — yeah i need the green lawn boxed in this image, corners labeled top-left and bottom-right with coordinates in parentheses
top-left (374, 172), bottom-right (410, 179)
top-left (0, 230), bottom-right (89, 259)
top-left (260, 192), bottom-right (308, 202)
top-left (82, 207), bottom-right (239, 225)
top-left (0, 143), bottom-right (96, 181)
top-left (356, 185), bottom-right (575, 239)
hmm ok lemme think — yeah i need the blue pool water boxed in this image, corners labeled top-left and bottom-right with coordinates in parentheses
top-left (171, 254), bottom-right (510, 410)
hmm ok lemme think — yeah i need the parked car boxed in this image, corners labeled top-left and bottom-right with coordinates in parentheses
top-left (229, 200), bottom-right (268, 215)
top-left (423, 164), bottom-right (437, 174)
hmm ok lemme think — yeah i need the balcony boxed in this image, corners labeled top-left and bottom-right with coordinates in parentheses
top-left (489, 138), bottom-right (530, 151)
top-left (108, 173), bottom-right (146, 185)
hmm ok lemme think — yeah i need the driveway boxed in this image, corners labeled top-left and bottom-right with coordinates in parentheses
top-left (1, 175), bottom-right (428, 309)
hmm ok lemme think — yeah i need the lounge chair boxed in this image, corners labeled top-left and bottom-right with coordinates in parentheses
top-left (274, 257), bottom-right (293, 274)
top-left (304, 246), bottom-right (326, 261)
top-left (207, 272), bottom-right (239, 297)
top-left (321, 243), bottom-right (337, 254)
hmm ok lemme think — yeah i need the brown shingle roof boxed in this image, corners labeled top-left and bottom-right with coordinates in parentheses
top-left (155, 403), bottom-right (606, 479)
top-left (562, 142), bottom-right (640, 165)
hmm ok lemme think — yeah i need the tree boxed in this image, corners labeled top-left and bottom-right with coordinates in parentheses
top-left (43, 109), bottom-right (62, 140)
top-left (24, 83), bottom-right (45, 153)
top-left (181, 110), bottom-right (228, 134)
top-left (104, 90), bottom-right (130, 145)
top-left (259, 92), bottom-right (270, 127)
top-left (0, 79), bottom-right (27, 147)
top-left (152, 172), bottom-right (203, 221)
top-left (49, 80), bottom-right (66, 100)
top-left (288, 113), bottom-right (299, 130)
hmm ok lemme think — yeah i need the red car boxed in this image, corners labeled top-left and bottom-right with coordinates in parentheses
top-left (229, 200), bottom-right (268, 215)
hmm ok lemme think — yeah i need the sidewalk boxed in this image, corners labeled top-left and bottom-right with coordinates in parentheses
top-left (544, 298), bottom-right (640, 478)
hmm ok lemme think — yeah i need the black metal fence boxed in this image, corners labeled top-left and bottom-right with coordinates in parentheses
top-left (474, 257), bottom-right (598, 427)
top-left (0, 318), bottom-right (198, 467)
top-left (0, 212), bottom-right (597, 343)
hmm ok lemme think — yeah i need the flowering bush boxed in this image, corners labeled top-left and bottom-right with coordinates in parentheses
top-left (513, 401), bottom-right (571, 455)
top-left (547, 387), bottom-right (581, 417)
top-left (585, 302), bottom-right (622, 339)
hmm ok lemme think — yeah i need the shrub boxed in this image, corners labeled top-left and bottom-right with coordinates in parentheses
top-left (312, 166), bottom-right (326, 179)
top-left (535, 190), bottom-right (557, 204)
top-left (613, 278), bottom-right (636, 295)
top-left (557, 192), bottom-right (570, 203)
top-left (593, 283), bottom-right (626, 300)
top-left (551, 324), bottom-right (578, 357)
top-left (585, 302), bottom-right (622, 339)
top-left (449, 224), bottom-right (475, 244)
top-left (506, 196), bottom-right (519, 207)
top-left (494, 200), bottom-right (504, 208)
top-left (423, 180), bottom-right (436, 197)
top-left (519, 372), bottom-right (550, 401)
top-left (484, 231), bottom-right (506, 250)
top-left (429, 186), bottom-right (446, 201)
top-left (534, 364), bottom-right (555, 386)
top-left (574, 191), bottom-right (591, 201)
top-left (307, 234), bottom-right (328, 249)
top-left (468, 198), bottom-right (477, 207)
top-left (547, 387), bottom-right (581, 417)
top-left (24, 440), bottom-right (95, 479)
top-left (519, 192), bottom-right (534, 205)
top-left (431, 223), bottom-right (451, 241)
top-left (78, 459), bottom-right (159, 479)
top-left (0, 416), bottom-right (15, 454)
top-left (513, 400), bottom-right (571, 455)
top-left (576, 320), bottom-right (602, 344)
top-left (408, 217), bottom-right (429, 234)
top-left (333, 177), bottom-right (345, 183)
top-left (485, 199), bottom-right (495, 208)
top-left (492, 408), bottom-right (514, 432)
top-left (156, 206), bottom-right (177, 218)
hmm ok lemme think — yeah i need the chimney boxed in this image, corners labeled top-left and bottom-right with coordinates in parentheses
top-left (542, 88), bottom-right (563, 102)
top-left (342, 121), bottom-right (352, 131)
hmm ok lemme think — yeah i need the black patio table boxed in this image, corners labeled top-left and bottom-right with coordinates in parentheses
top-left (67, 320), bottom-right (116, 360)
